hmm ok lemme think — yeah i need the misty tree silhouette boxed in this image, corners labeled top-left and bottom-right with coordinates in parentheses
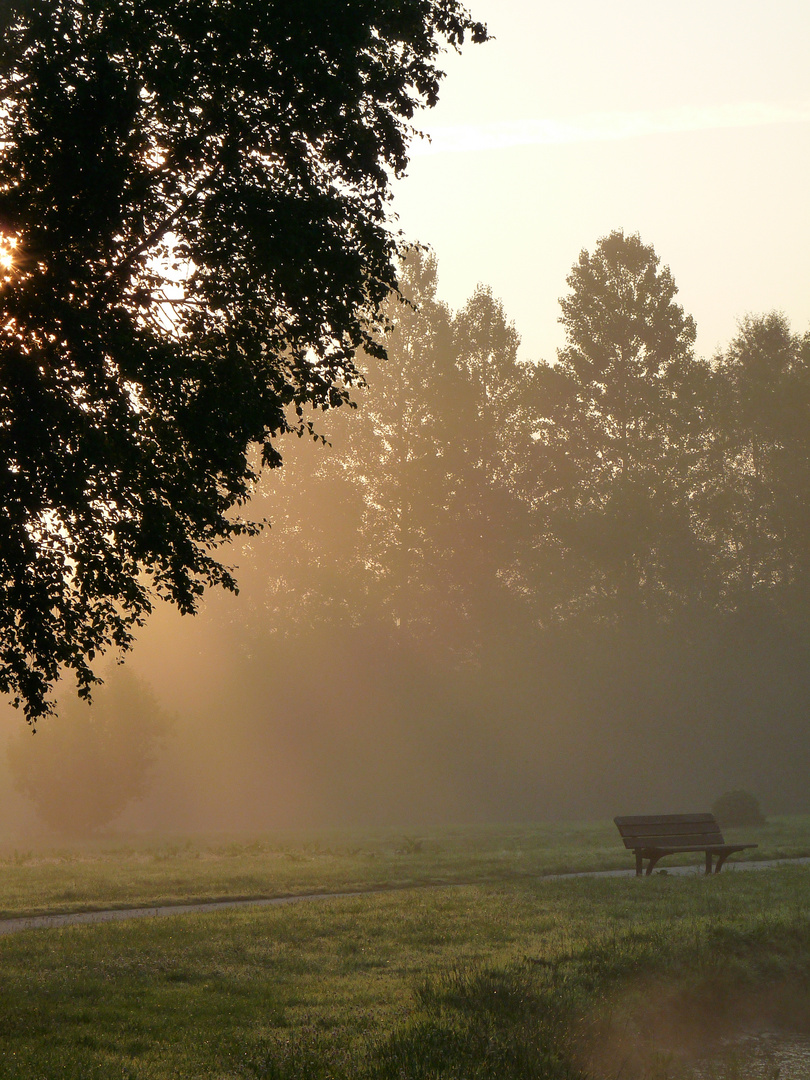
top-left (529, 230), bottom-right (710, 620)
top-left (242, 248), bottom-right (535, 657)
top-left (170, 242), bottom-right (810, 824)
top-left (707, 313), bottom-right (810, 606)
top-left (7, 668), bottom-right (172, 835)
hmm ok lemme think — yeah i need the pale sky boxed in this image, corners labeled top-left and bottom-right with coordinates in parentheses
top-left (392, 0), bottom-right (810, 362)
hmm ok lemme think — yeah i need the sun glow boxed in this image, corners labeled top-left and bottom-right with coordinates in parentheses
top-left (0, 233), bottom-right (18, 276)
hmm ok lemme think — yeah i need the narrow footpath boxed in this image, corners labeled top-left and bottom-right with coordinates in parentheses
top-left (2, 856), bottom-right (809, 936)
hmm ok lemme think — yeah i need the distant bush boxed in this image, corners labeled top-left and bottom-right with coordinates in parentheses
top-left (7, 668), bottom-right (172, 837)
top-left (713, 790), bottom-right (765, 828)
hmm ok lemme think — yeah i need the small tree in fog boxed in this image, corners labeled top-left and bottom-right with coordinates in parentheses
top-left (708, 313), bottom-right (810, 602)
top-left (7, 670), bottom-right (171, 836)
top-left (712, 790), bottom-right (765, 828)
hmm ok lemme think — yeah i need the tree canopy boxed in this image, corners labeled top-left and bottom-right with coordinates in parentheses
top-left (530, 230), bottom-right (707, 618)
top-left (172, 235), bottom-right (810, 824)
top-left (241, 249), bottom-right (533, 654)
top-left (0, 0), bottom-right (486, 720)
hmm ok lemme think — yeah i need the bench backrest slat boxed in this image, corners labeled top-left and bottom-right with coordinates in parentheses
top-left (614, 813), bottom-right (725, 848)
top-left (614, 814), bottom-right (715, 827)
top-left (618, 831), bottom-right (723, 849)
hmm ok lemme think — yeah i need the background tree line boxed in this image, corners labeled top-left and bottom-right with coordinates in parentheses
top-left (9, 230), bottom-right (809, 833)
top-left (253, 233), bottom-right (810, 635)
top-left (213, 231), bottom-right (810, 825)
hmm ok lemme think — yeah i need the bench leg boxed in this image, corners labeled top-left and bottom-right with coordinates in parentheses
top-left (635, 851), bottom-right (643, 877)
top-left (705, 851), bottom-right (713, 875)
top-left (645, 853), bottom-right (663, 876)
top-left (714, 852), bottom-right (729, 874)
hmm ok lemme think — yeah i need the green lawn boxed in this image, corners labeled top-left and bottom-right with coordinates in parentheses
top-left (0, 815), bottom-right (806, 920)
top-left (2, 867), bottom-right (810, 1078)
top-left (2, 820), bottom-right (810, 1078)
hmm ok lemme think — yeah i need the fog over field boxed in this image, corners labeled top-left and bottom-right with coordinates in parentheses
top-left (4, 246), bottom-right (810, 838)
top-left (1, 0), bottom-right (809, 841)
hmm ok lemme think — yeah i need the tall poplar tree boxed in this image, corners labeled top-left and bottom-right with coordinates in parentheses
top-left (245, 249), bottom-right (533, 653)
top-left (531, 230), bottom-right (708, 618)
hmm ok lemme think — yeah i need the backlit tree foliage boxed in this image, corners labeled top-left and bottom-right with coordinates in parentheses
top-left (528, 230), bottom-right (709, 619)
top-left (0, 0), bottom-right (486, 720)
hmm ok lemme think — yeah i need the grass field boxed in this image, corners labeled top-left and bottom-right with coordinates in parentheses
top-left (2, 819), bottom-right (810, 1078)
top-left (0, 815), bottom-right (806, 919)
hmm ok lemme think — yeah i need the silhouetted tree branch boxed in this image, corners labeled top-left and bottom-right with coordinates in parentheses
top-left (0, 0), bottom-right (487, 721)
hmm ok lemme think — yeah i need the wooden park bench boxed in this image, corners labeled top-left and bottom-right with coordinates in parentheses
top-left (614, 813), bottom-right (757, 876)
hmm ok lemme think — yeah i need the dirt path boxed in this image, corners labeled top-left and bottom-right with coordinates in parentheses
top-left (2, 857), bottom-right (809, 936)
top-left (0, 889), bottom-right (368, 936)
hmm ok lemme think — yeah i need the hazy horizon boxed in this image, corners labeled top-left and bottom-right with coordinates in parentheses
top-left (392, 0), bottom-right (810, 364)
top-left (1, 2), bottom-right (809, 842)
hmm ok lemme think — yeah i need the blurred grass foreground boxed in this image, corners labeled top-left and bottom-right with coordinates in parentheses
top-left (2, 817), bottom-right (810, 1078)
